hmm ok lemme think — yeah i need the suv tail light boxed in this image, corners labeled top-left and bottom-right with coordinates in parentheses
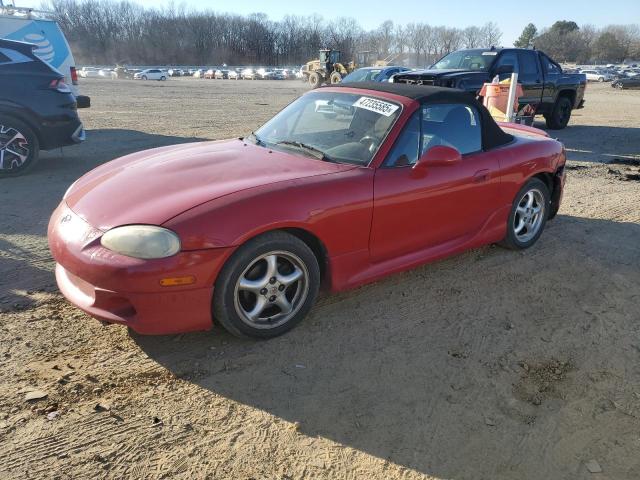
top-left (49, 78), bottom-right (72, 93)
top-left (70, 66), bottom-right (78, 85)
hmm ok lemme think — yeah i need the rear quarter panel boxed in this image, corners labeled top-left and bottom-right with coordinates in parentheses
top-left (494, 133), bottom-right (565, 207)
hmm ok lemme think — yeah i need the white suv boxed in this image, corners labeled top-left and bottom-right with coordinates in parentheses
top-left (134, 69), bottom-right (167, 81)
top-left (580, 69), bottom-right (612, 82)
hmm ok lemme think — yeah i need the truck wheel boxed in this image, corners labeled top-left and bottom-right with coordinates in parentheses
top-left (0, 115), bottom-right (39, 177)
top-left (545, 96), bottom-right (572, 130)
top-left (598, 77), bottom-right (604, 82)
top-left (308, 72), bottom-right (322, 89)
top-left (329, 71), bottom-right (343, 84)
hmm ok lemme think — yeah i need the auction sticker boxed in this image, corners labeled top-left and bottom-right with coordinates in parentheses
top-left (353, 97), bottom-right (399, 117)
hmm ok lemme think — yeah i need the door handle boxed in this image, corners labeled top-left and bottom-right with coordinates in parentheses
top-left (473, 169), bottom-right (490, 182)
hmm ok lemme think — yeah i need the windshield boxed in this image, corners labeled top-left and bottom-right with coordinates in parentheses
top-left (251, 91), bottom-right (402, 165)
top-left (432, 50), bottom-right (495, 71)
top-left (342, 68), bottom-right (384, 83)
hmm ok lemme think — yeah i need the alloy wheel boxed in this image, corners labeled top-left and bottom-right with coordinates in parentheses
top-left (0, 125), bottom-right (30, 171)
top-left (513, 188), bottom-right (545, 243)
top-left (233, 251), bottom-right (309, 329)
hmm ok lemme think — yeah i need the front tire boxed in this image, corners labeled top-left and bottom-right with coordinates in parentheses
top-left (308, 72), bottom-right (322, 89)
top-left (545, 96), bottom-right (572, 130)
top-left (141, 75), bottom-right (147, 80)
top-left (500, 178), bottom-right (550, 250)
top-left (213, 231), bottom-right (320, 338)
top-left (0, 115), bottom-right (39, 177)
top-left (329, 71), bottom-right (343, 84)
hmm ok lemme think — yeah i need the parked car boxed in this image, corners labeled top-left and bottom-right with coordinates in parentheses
top-left (341, 66), bottom-right (412, 83)
top-left (79, 67), bottom-right (100, 78)
top-left (612, 77), bottom-right (640, 89)
top-left (0, 10), bottom-right (89, 107)
top-left (98, 68), bottom-right (117, 79)
top-left (168, 68), bottom-right (183, 77)
top-left (241, 68), bottom-right (256, 80)
top-left (0, 39), bottom-right (84, 176)
top-left (204, 69), bottom-right (216, 79)
top-left (580, 69), bottom-right (612, 82)
top-left (192, 69), bottom-right (205, 79)
top-left (256, 68), bottom-right (274, 80)
top-left (393, 47), bottom-right (587, 129)
top-left (49, 82), bottom-right (565, 338)
top-left (215, 69), bottom-right (238, 79)
top-left (134, 69), bottom-right (167, 81)
top-left (272, 69), bottom-right (286, 80)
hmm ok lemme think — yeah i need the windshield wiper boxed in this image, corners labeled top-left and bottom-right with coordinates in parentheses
top-left (275, 141), bottom-right (336, 162)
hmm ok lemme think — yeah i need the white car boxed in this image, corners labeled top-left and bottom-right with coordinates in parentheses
top-left (241, 68), bottom-right (256, 80)
top-left (79, 67), bottom-right (100, 78)
top-left (133, 69), bottom-right (167, 81)
top-left (98, 69), bottom-right (117, 79)
top-left (580, 69), bottom-right (612, 82)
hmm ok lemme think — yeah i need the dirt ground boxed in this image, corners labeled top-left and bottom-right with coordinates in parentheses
top-left (0, 79), bottom-right (639, 480)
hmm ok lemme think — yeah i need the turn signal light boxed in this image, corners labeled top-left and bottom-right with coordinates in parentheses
top-left (159, 275), bottom-right (196, 287)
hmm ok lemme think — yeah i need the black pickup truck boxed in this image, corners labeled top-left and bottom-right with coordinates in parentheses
top-left (392, 47), bottom-right (587, 129)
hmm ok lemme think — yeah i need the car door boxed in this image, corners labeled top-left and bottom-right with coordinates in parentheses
top-left (517, 50), bottom-right (544, 111)
top-left (370, 103), bottom-right (501, 262)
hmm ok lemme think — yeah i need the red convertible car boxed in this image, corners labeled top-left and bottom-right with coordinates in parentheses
top-left (48, 83), bottom-right (566, 338)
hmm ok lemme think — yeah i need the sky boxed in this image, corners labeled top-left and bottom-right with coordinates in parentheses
top-left (131, 0), bottom-right (640, 46)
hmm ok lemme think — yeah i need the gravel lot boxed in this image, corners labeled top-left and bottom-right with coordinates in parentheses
top-left (1, 78), bottom-right (639, 480)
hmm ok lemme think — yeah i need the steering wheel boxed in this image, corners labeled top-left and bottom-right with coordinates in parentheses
top-left (359, 135), bottom-right (378, 153)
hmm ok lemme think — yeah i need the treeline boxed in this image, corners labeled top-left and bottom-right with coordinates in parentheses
top-left (44, 1), bottom-right (640, 66)
top-left (515, 21), bottom-right (640, 63)
top-left (45, 0), bottom-right (502, 66)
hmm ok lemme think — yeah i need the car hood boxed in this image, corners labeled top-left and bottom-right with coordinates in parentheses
top-left (64, 139), bottom-right (356, 231)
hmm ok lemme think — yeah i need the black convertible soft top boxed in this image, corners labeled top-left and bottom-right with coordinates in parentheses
top-left (330, 81), bottom-right (514, 151)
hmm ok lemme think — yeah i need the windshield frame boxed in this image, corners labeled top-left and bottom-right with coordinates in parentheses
top-left (250, 90), bottom-right (404, 167)
top-left (431, 49), bottom-right (497, 71)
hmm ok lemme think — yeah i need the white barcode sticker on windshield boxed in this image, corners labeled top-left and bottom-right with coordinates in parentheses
top-left (353, 97), bottom-right (399, 117)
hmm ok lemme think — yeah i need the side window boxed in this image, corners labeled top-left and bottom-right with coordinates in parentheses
top-left (518, 51), bottom-right (539, 77)
top-left (541, 55), bottom-right (561, 74)
top-left (0, 52), bottom-right (10, 64)
top-left (495, 51), bottom-right (519, 73)
top-left (383, 110), bottom-right (420, 167)
top-left (421, 103), bottom-right (481, 155)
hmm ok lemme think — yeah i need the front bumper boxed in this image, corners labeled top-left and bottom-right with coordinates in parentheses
top-left (48, 202), bottom-right (232, 335)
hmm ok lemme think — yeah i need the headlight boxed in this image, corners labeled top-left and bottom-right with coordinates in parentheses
top-left (101, 225), bottom-right (180, 259)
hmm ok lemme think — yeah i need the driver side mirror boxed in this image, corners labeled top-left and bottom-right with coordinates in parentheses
top-left (412, 145), bottom-right (462, 176)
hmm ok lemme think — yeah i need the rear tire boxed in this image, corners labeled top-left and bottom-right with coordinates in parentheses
top-left (500, 178), bottom-right (550, 250)
top-left (545, 96), bottom-right (572, 130)
top-left (213, 231), bottom-right (320, 338)
top-left (0, 115), bottom-right (39, 177)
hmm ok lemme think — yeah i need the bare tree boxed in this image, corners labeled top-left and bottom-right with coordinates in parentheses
top-left (462, 26), bottom-right (482, 48)
top-left (480, 21), bottom-right (502, 47)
